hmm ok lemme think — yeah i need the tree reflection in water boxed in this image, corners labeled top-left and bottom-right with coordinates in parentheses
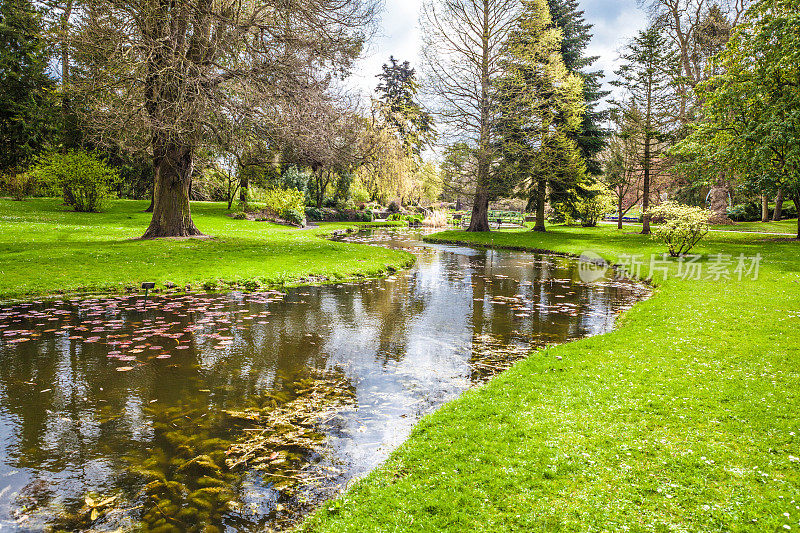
top-left (0, 229), bottom-right (647, 531)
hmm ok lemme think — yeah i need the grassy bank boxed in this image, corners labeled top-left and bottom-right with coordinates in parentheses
top-left (0, 198), bottom-right (412, 300)
top-left (713, 219), bottom-right (798, 234)
top-left (299, 225), bottom-right (800, 532)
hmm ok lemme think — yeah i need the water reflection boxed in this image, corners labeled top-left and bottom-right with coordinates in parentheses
top-left (0, 229), bottom-right (648, 531)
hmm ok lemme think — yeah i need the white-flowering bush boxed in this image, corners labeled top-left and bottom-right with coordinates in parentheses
top-left (648, 201), bottom-right (711, 256)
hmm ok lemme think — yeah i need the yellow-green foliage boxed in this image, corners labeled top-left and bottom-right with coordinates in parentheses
top-left (27, 150), bottom-right (119, 212)
top-left (262, 187), bottom-right (305, 221)
top-left (575, 186), bottom-right (615, 227)
top-left (648, 201), bottom-right (711, 256)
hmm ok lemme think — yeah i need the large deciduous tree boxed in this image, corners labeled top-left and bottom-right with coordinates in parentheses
top-left (641, 0), bottom-right (747, 125)
top-left (673, 0), bottom-right (800, 239)
top-left (70, 0), bottom-right (377, 237)
top-left (420, 0), bottom-right (518, 231)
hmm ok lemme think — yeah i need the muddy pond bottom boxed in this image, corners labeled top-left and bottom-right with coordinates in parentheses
top-left (0, 229), bottom-right (648, 531)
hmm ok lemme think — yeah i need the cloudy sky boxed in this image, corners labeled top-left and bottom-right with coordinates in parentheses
top-left (347, 0), bottom-right (650, 102)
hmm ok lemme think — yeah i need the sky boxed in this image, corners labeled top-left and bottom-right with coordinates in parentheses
top-left (346, 0), bottom-right (651, 103)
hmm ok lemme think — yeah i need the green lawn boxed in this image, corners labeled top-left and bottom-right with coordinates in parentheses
top-left (714, 219), bottom-right (799, 234)
top-left (0, 198), bottom-right (412, 300)
top-left (299, 225), bottom-right (800, 532)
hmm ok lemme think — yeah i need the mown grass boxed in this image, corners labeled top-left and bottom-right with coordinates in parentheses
top-left (299, 225), bottom-right (800, 532)
top-left (0, 198), bottom-right (412, 300)
top-left (714, 219), bottom-right (798, 234)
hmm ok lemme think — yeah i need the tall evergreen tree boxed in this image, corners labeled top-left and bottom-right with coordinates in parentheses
top-left (0, 0), bottom-right (55, 175)
top-left (495, 0), bottom-right (585, 232)
top-left (546, 0), bottom-right (608, 176)
top-left (375, 57), bottom-right (434, 158)
top-left (612, 24), bottom-right (679, 234)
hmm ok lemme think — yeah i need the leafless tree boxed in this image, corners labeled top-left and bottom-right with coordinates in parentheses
top-left (640, 0), bottom-right (747, 125)
top-left (68, 0), bottom-right (379, 237)
top-left (420, 0), bottom-right (518, 231)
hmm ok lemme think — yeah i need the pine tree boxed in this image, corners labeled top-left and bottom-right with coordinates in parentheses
top-left (612, 24), bottom-right (680, 234)
top-left (0, 0), bottom-right (55, 175)
top-left (375, 57), bottom-right (433, 159)
top-left (494, 0), bottom-right (585, 232)
top-left (546, 0), bottom-right (608, 177)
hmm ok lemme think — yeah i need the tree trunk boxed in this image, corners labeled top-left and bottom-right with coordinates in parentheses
top-left (794, 195), bottom-right (800, 240)
top-left (761, 194), bottom-right (769, 222)
top-left (467, 188), bottom-right (490, 232)
top-left (239, 176), bottom-right (248, 203)
top-left (773, 188), bottom-right (784, 221)
top-left (467, 0), bottom-right (491, 233)
top-left (617, 195), bottom-right (623, 230)
top-left (145, 185), bottom-right (154, 212)
top-left (641, 134), bottom-right (651, 234)
top-left (142, 144), bottom-right (202, 238)
top-left (532, 177), bottom-right (546, 232)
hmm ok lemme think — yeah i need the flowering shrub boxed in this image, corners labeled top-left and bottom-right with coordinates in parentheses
top-left (647, 201), bottom-right (711, 257)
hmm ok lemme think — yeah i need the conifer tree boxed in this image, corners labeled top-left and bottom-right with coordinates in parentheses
top-left (0, 0), bottom-right (54, 175)
top-left (547, 0), bottom-right (608, 176)
top-left (494, 0), bottom-right (585, 232)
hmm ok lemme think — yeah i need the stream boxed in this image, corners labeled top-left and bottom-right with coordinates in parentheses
top-left (0, 228), bottom-right (648, 531)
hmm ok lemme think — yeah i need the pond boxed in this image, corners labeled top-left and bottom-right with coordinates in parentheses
top-left (0, 229), bottom-right (648, 532)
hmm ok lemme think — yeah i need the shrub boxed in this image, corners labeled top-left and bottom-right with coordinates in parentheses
top-left (305, 207), bottom-right (323, 221)
top-left (727, 202), bottom-right (761, 222)
top-left (422, 209), bottom-right (448, 227)
top-left (262, 187), bottom-right (305, 224)
top-left (1, 172), bottom-right (38, 200)
top-left (647, 201), bottom-right (711, 257)
top-left (387, 213), bottom-right (404, 221)
top-left (28, 150), bottom-right (119, 212)
top-left (284, 208), bottom-right (306, 226)
top-left (575, 188), bottom-right (616, 227)
top-left (359, 209), bottom-right (374, 222)
top-left (387, 200), bottom-right (401, 213)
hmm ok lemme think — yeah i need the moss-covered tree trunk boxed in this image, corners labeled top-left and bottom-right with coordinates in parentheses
top-left (142, 143), bottom-right (202, 238)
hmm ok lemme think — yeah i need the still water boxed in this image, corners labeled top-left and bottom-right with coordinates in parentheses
top-left (0, 229), bottom-right (648, 531)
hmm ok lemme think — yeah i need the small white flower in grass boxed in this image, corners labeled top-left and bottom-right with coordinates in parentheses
top-left (785, 513), bottom-right (791, 518)
top-left (783, 525), bottom-right (790, 530)
top-left (702, 505), bottom-right (710, 511)
top-left (789, 455), bottom-right (799, 463)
